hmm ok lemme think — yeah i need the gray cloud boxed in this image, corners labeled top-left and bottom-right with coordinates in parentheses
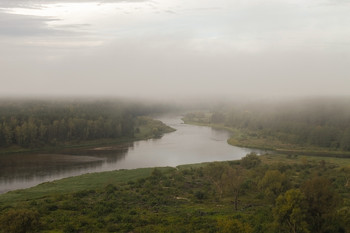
top-left (1, 36), bottom-right (349, 100)
top-left (0, 11), bottom-right (58, 36)
top-left (0, 10), bottom-right (91, 38)
top-left (0, 0), bottom-right (349, 100)
top-left (0, 0), bottom-right (146, 8)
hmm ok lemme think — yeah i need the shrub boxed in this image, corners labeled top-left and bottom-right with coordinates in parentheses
top-left (241, 153), bottom-right (261, 169)
top-left (0, 209), bottom-right (40, 233)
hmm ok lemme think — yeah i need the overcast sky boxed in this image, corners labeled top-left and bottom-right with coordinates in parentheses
top-left (0, 0), bottom-right (349, 100)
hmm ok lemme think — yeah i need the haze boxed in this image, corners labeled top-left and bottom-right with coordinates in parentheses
top-left (1, 0), bottom-right (349, 100)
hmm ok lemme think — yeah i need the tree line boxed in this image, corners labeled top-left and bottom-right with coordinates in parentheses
top-left (0, 100), bottom-right (163, 148)
top-left (188, 98), bottom-right (350, 151)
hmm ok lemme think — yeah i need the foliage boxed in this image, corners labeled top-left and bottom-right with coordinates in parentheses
top-left (0, 209), bottom-right (39, 233)
top-left (217, 218), bottom-right (252, 233)
top-left (221, 166), bottom-right (245, 210)
top-left (0, 100), bottom-right (174, 150)
top-left (301, 176), bottom-right (341, 233)
top-left (273, 189), bottom-right (309, 233)
top-left (184, 99), bottom-right (350, 152)
top-left (241, 152), bottom-right (261, 169)
top-left (259, 170), bottom-right (289, 201)
top-left (0, 153), bottom-right (349, 232)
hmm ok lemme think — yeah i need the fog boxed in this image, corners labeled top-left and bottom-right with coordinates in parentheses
top-left (1, 0), bottom-right (349, 101)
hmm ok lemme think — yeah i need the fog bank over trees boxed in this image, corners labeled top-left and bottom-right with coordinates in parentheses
top-left (191, 97), bottom-right (350, 151)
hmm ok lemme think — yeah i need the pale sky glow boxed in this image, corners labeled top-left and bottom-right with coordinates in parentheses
top-left (0, 0), bottom-right (349, 99)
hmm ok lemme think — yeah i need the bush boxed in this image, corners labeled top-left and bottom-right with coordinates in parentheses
top-left (194, 191), bottom-right (206, 200)
top-left (0, 209), bottom-right (40, 233)
top-left (241, 153), bottom-right (261, 169)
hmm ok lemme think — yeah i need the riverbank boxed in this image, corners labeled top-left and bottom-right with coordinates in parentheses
top-left (1, 153), bottom-right (349, 232)
top-left (0, 117), bottom-right (175, 156)
top-left (1, 152), bottom-right (349, 204)
top-left (183, 118), bottom-right (350, 158)
top-left (0, 115), bottom-right (259, 195)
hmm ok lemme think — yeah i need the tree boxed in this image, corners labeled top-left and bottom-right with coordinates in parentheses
top-left (259, 170), bottom-right (289, 202)
top-left (241, 152), bottom-right (261, 169)
top-left (0, 124), bottom-right (4, 146)
top-left (340, 128), bottom-right (350, 151)
top-left (340, 166), bottom-right (350, 189)
top-left (217, 218), bottom-right (252, 233)
top-left (211, 112), bottom-right (225, 124)
top-left (273, 189), bottom-right (309, 233)
top-left (3, 123), bottom-right (13, 145)
top-left (205, 163), bottom-right (246, 210)
top-left (222, 166), bottom-right (245, 210)
top-left (302, 176), bottom-right (341, 233)
top-left (150, 168), bottom-right (163, 184)
top-left (205, 163), bottom-right (227, 198)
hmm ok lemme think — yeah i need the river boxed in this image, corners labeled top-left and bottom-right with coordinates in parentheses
top-left (0, 116), bottom-right (264, 194)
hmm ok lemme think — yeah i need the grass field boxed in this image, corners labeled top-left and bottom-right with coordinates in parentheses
top-left (0, 167), bottom-right (175, 204)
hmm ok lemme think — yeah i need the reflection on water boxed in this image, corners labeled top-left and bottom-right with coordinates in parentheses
top-left (0, 116), bottom-right (265, 194)
top-left (0, 152), bottom-right (129, 194)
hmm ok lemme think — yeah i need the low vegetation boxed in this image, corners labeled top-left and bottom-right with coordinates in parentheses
top-left (1, 153), bottom-right (349, 233)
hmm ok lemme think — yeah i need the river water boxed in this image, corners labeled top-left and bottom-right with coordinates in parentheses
top-left (0, 116), bottom-right (264, 194)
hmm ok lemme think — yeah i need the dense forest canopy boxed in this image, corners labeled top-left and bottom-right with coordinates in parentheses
top-left (0, 99), bottom-right (171, 148)
top-left (186, 98), bottom-right (350, 151)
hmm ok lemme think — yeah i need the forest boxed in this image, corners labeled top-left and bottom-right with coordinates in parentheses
top-left (0, 152), bottom-right (349, 233)
top-left (0, 99), bottom-right (172, 150)
top-left (1, 98), bottom-right (350, 232)
top-left (184, 98), bottom-right (350, 152)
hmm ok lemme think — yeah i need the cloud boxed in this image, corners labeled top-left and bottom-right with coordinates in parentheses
top-left (0, 0), bottom-right (349, 100)
top-left (0, 0), bottom-right (146, 8)
top-left (325, 0), bottom-right (350, 5)
top-left (1, 35), bottom-right (349, 100)
top-left (0, 11), bottom-right (58, 36)
top-left (0, 10), bottom-right (91, 39)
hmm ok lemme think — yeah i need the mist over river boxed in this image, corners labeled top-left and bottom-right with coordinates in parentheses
top-left (0, 116), bottom-right (264, 194)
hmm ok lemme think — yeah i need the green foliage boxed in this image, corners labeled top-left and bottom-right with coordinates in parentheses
top-left (204, 163), bottom-right (227, 198)
top-left (301, 176), bottom-right (341, 233)
top-left (194, 190), bottom-right (206, 200)
top-left (241, 152), bottom-right (261, 169)
top-left (0, 209), bottom-right (39, 233)
top-left (273, 189), bottom-right (309, 233)
top-left (217, 218), bottom-right (252, 233)
top-left (0, 101), bottom-right (174, 150)
top-left (341, 128), bottom-right (350, 151)
top-left (259, 170), bottom-right (289, 201)
top-left (221, 166), bottom-right (245, 210)
top-left (0, 154), bottom-right (349, 232)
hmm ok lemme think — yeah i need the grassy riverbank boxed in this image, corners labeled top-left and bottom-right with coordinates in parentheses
top-left (0, 167), bottom-right (176, 204)
top-left (0, 153), bottom-right (349, 233)
top-left (183, 116), bottom-right (350, 158)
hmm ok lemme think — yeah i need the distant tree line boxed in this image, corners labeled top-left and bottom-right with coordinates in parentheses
top-left (188, 98), bottom-right (350, 151)
top-left (0, 100), bottom-right (165, 148)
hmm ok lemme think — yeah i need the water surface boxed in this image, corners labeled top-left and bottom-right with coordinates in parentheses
top-left (0, 116), bottom-right (264, 194)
